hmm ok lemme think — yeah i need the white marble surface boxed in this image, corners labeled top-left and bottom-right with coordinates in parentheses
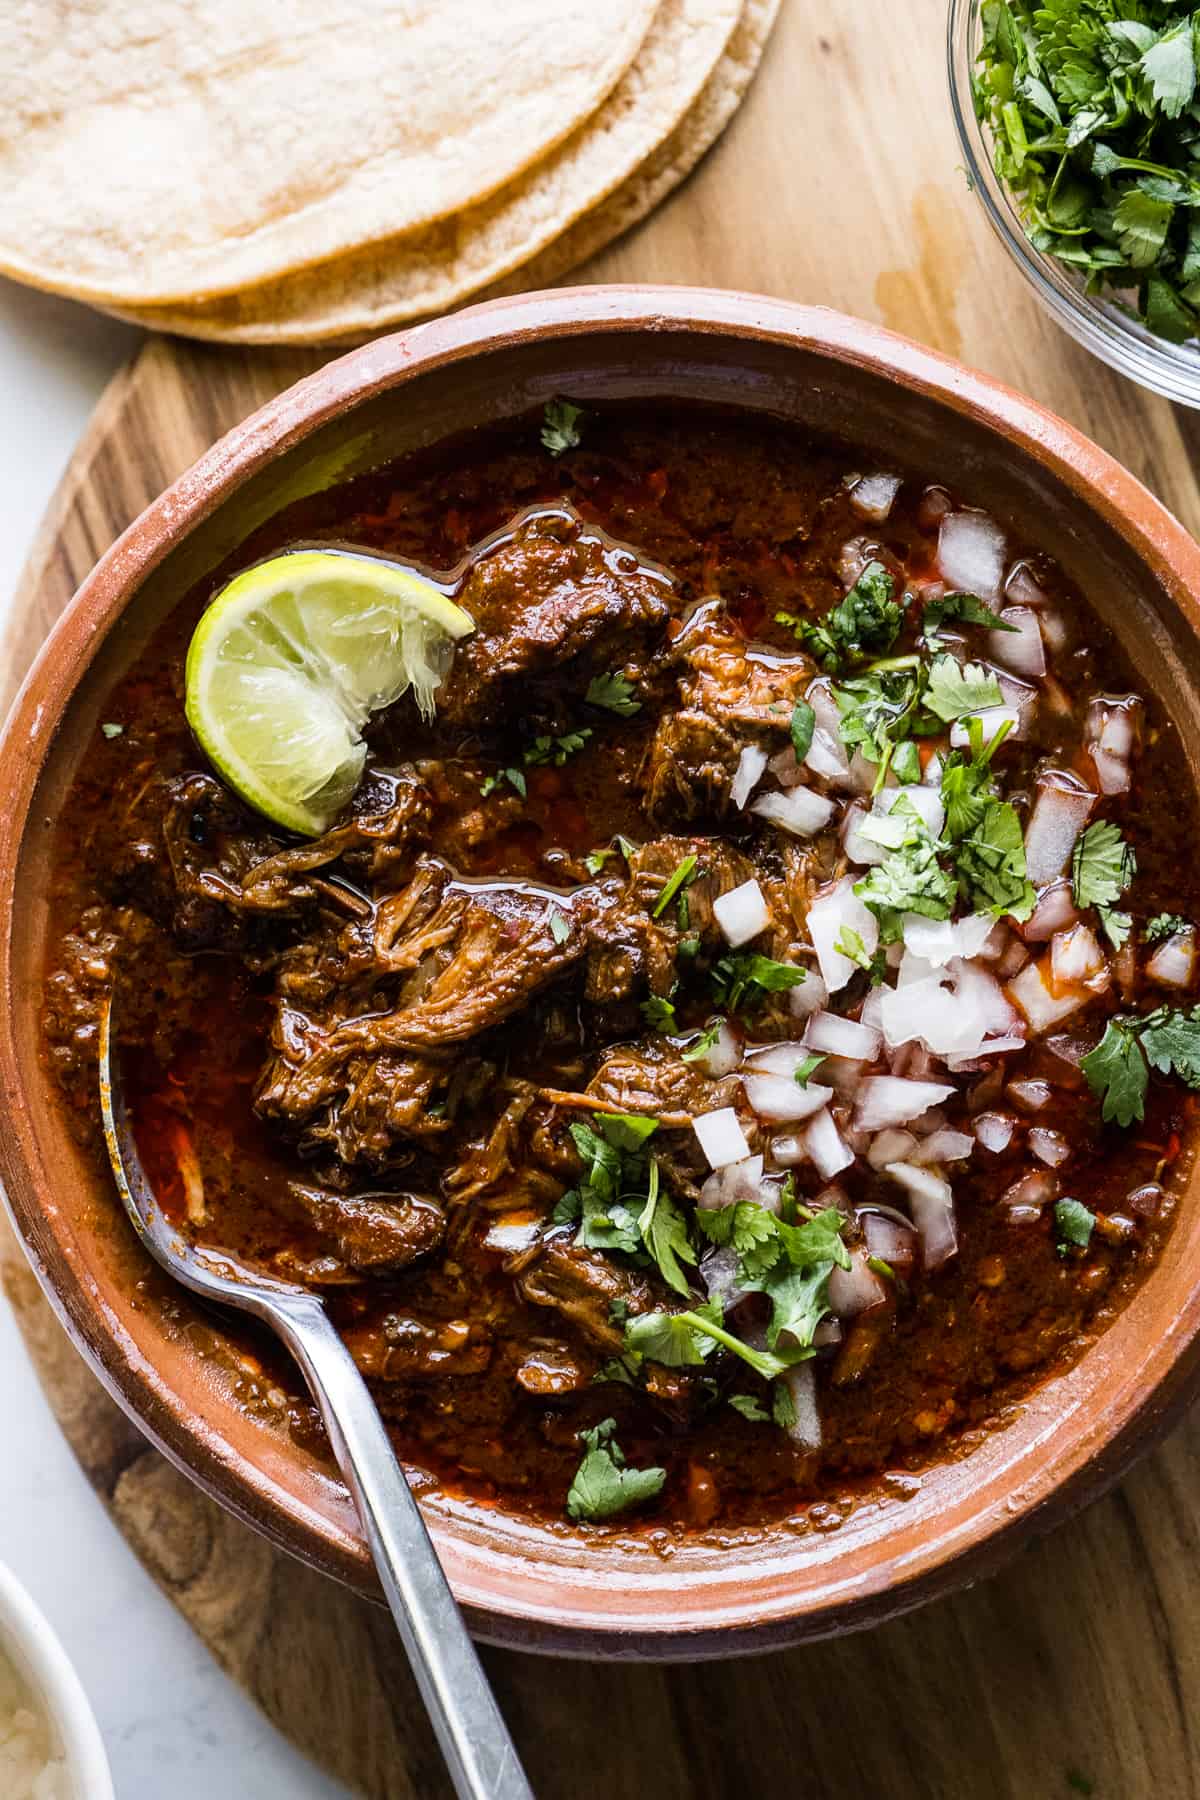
top-left (0, 275), bottom-right (351, 1799)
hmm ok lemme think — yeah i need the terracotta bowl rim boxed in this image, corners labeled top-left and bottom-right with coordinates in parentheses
top-left (5, 285), bottom-right (1200, 1658)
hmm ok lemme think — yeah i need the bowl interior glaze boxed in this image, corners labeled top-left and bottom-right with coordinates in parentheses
top-left (4, 289), bottom-right (1200, 1658)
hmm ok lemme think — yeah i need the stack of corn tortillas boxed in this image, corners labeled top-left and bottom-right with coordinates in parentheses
top-left (0, 0), bottom-right (778, 347)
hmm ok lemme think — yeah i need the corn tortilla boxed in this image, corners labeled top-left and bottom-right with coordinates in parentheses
top-left (0, 0), bottom-right (659, 305)
top-left (102, 0), bottom-right (751, 346)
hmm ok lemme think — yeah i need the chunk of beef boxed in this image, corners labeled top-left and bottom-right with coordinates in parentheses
top-left (440, 504), bottom-right (674, 726)
top-left (586, 1040), bottom-right (742, 1124)
top-left (342, 1312), bottom-right (493, 1381)
top-left (285, 1183), bottom-right (445, 1272)
top-left (514, 1342), bottom-right (591, 1397)
top-left (256, 858), bottom-right (590, 1163)
top-left (515, 1240), bottom-right (657, 1354)
top-left (642, 603), bottom-right (814, 822)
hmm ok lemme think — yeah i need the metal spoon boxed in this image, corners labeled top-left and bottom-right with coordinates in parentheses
top-left (97, 998), bottom-right (533, 1800)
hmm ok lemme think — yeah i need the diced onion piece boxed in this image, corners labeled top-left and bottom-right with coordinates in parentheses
top-left (699, 1157), bottom-right (774, 1218)
top-left (1091, 745), bottom-right (1130, 795)
top-left (937, 510), bottom-right (1006, 598)
top-left (861, 1210), bottom-right (918, 1273)
top-left (804, 726), bottom-right (852, 784)
top-left (1022, 773), bottom-right (1097, 887)
top-left (947, 1034), bottom-right (1025, 1071)
top-left (1023, 878), bottom-right (1081, 943)
top-left (843, 802), bottom-right (886, 868)
top-left (743, 1040), bottom-right (811, 1077)
top-left (850, 473), bottom-right (902, 521)
top-left (950, 706), bottom-right (1021, 749)
top-left (902, 912), bottom-right (995, 967)
top-left (1029, 1127), bottom-right (1070, 1168)
top-left (790, 967), bottom-right (828, 1020)
top-left (693, 1108), bottom-right (752, 1169)
top-left (885, 1162), bottom-right (958, 1269)
top-left (847, 748), bottom-right (879, 796)
top-left (1087, 695), bottom-right (1140, 794)
top-left (1148, 929), bottom-right (1197, 990)
top-left (731, 744), bottom-right (768, 809)
top-left (1005, 561), bottom-right (1047, 607)
top-left (1008, 1078), bottom-right (1052, 1113)
top-left (1001, 1169), bottom-right (1058, 1212)
top-left (808, 877), bottom-right (879, 995)
top-left (768, 1132), bottom-right (808, 1168)
top-left (975, 1111), bottom-right (1015, 1153)
top-left (912, 1129), bottom-right (975, 1166)
top-left (994, 669), bottom-right (1038, 733)
top-left (875, 783), bottom-right (945, 841)
top-left (853, 1076), bottom-right (955, 1132)
top-left (779, 1362), bottom-right (821, 1449)
top-left (1007, 958), bottom-right (1091, 1034)
top-left (700, 1245), bottom-right (743, 1312)
top-left (688, 1018), bottom-right (740, 1078)
top-left (483, 1216), bottom-right (543, 1254)
top-left (804, 1108), bottom-right (855, 1179)
top-left (989, 605), bottom-right (1045, 679)
top-left (768, 745), bottom-right (803, 789)
top-left (867, 1127), bottom-right (919, 1169)
top-left (742, 1072), bottom-right (834, 1123)
top-left (750, 786), bottom-right (836, 838)
top-left (1039, 608), bottom-right (1069, 654)
top-left (1050, 923), bottom-right (1106, 990)
top-left (803, 1010), bottom-right (883, 1062)
top-left (828, 1247), bottom-right (888, 1317)
top-left (713, 877), bottom-right (771, 948)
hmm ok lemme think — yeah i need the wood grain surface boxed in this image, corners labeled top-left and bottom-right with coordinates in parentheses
top-left (6, 2), bottom-right (1200, 1795)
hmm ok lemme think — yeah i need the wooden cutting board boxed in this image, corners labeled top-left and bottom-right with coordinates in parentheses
top-left (7, 3), bottom-right (1200, 1795)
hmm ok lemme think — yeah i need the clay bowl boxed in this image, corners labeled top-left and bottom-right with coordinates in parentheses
top-left (4, 288), bottom-right (1200, 1659)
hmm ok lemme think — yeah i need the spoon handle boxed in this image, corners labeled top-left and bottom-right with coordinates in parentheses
top-left (272, 1295), bottom-right (534, 1800)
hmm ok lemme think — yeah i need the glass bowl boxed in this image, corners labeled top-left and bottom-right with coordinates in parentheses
top-left (948, 0), bottom-right (1200, 408)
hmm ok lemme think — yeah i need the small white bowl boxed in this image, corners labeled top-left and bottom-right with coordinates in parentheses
top-left (0, 1562), bottom-right (112, 1799)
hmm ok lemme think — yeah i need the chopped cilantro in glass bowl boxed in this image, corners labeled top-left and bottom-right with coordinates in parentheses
top-left (949, 0), bottom-right (1200, 405)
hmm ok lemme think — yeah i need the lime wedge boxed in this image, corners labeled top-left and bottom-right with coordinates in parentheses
top-left (184, 549), bottom-right (473, 836)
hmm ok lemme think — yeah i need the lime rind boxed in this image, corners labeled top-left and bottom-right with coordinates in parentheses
top-left (185, 549), bottom-right (472, 836)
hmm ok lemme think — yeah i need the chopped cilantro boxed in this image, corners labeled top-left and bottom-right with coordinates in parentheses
top-left (921, 592), bottom-right (1014, 643)
top-left (923, 657), bottom-right (1004, 724)
top-left (565, 1418), bottom-right (665, 1522)
top-left (541, 398), bottom-right (584, 456)
top-left (776, 561), bottom-right (905, 671)
top-left (955, 798), bottom-right (1036, 921)
top-left (636, 1161), bottom-right (697, 1298)
top-left (480, 766), bottom-right (526, 799)
top-left (100, 721), bottom-right (124, 740)
top-left (681, 1019), bottom-right (723, 1063)
top-left (524, 728), bottom-right (593, 768)
top-left (695, 1200), bottom-right (783, 1281)
top-left (547, 905), bottom-right (570, 945)
top-left (711, 952), bottom-right (807, 1015)
top-left (867, 1255), bottom-right (895, 1282)
top-left (585, 847), bottom-right (617, 875)
top-left (794, 1052), bottom-right (827, 1087)
top-left (1081, 1017), bottom-right (1150, 1126)
top-left (855, 801), bottom-right (959, 933)
top-left (1054, 1198), bottom-right (1096, 1256)
top-left (834, 923), bottom-right (893, 978)
top-left (790, 699), bottom-right (816, 762)
top-left (624, 1303), bottom-right (721, 1367)
top-left (586, 671), bottom-right (641, 716)
top-left (834, 661), bottom-right (928, 786)
top-left (640, 993), bottom-right (678, 1033)
top-left (891, 739), bottom-right (922, 784)
top-left (1145, 912), bottom-right (1191, 944)
top-left (652, 854), bottom-right (698, 919)
top-left (728, 1393), bottom-right (771, 1423)
top-left (1072, 820), bottom-right (1136, 945)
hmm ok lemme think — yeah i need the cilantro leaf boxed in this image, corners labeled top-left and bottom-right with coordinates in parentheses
top-left (1115, 188), bottom-right (1174, 268)
top-left (790, 699), bottom-right (816, 761)
top-left (652, 854), bottom-right (697, 919)
top-left (585, 847), bottom-right (618, 875)
top-left (728, 1393), bottom-right (771, 1423)
top-left (596, 1113), bottom-right (659, 1153)
top-left (1081, 1018), bottom-right (1149, 1127)
top-left (547, 904), bottom-right (570, 945)
top-left (776, 561), bottom-right (904, 671)
top-left (523, 728), bottom-right (592, 768)
top-left (1145, 913), bottom-right (1191, 944)
top-left (1072, 821), bottom-right (1136, 913)
top-left (624, 1303), bottom-right (721, 1367)
top-left (1141, 1006), bottom-right (1200, 1087)
top-left (924, 657), bottom-right (1005, 724)
top-left (586, 671), bottom-right (641, 716)
top-left (794, 1052), bottom-right (827, 1087)
top-left (956, 798), bottom-right (1036, 921)
top-left (640, 994), bottom-right (678, 1032)
top-left (695, 1200), bottom-right (782, 1281)
top-left (1141, 19), bottom-right (1196, 120)
top-left (637, 1163), bottom-right (697, 1298)
top-left (1054, 1198), bottom-right (1096, 1256)
top-left (541, 398), bottom-right (583, 457)
top-left (681, 1019), bottom-right (723, 1063)
top-left (577, 1191), bottom-right (643, 1254)
top-left (922, 592), bottom-right (1012, 643)
top-left (480, 766), bottom-right (526, 799)
top-left (710, 953), bottom-right (807, 1015)
top-left (565, 1419), bottom-right (666, 1522)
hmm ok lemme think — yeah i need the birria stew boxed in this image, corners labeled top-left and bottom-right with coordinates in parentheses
top-left (42, 401), bottom-right (1200, 1532)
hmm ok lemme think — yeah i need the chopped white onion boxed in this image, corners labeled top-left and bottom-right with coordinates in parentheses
top-left (779, 1363), bottom-right (821, 1449)
top-left (853, 1076), bottom-right (955, 1132)
top-left (1029, 1127), bottom-right (1070, 1168)
top-left (1005, 561), bottom-right (1047, 607)
top-left (699, 1155), bottom-right (765, 1210)
top-left (789, 967), bottom-right (828, 1020)
top-left (937, 510), bottom-right (1006, 598)
top-left (808, 878), bottom-right (879, 995)
top-left (750, 786), bottom-right (836, 838)
top-left (847, 748), bottom-right (879, 796)
top-left (700, 1245), bottom-right (743, 1313)
top-left (877, 784), bottom-right (945, 840)
top-left (998, 938), bottom-right (1030, 978)
top-left (989, 605), bottom-right (1045, 679)
top-left (1088, 695), bottom-right (1139, 792)
top-left (881, 955), bottom-right (1016, 1060)
top-left (950, 706), bottom-right (1021, 748)
top-left (803, 1010), bottom-right (883, 1062)
top-left (861, 1210), bottom-right (918, 1271)
top-left (688, 1017), bottom-right (740, 1078)
top-left (693, 1108), bottom-right (752, 1169)
top-left (975, 1111), bottom-right (1015, 1153)
top-left (768, 1132), bottom-right (808, 1168)
top-left (901, 912), bottom-right (995, 967)
top-left (768, 745), bottom-right (804, 789)
top-left (713, 878), bottom-right (771, 948)
top-left (483, 1217), bottom-right (543, 1254)
top-left (828, 1247), bottom-right (888, 1316)
top-left (842, 802), bottom-right (886, 868)
top-left (805, 1108), bottom-right (855, 1179)
top-left (1039, 608), bottom-right (1069, 654)
top-left (1050, 923), bottom-right (1106, 990)
top-left (1148, 930), bottom-right (1197, 990)
top-left (947, 1034), bottom-right (1025, 1071)
top-left (1023, 878), bottom-right (1082, 943)
top-left (731, 744), bottom-right (768, 809)
top-left (912, 1128), bottom-right (975, 1166)
top-left (804, 727), bottom-right (851, 784)
top-left (885, 1163), bottom-right (958, 1268)
top-left (1001, 1169), bottom-right (1058, 1212)
top-left (866, 1127), bottom-right (919, 1169)
top-left (1008, 1077), bottom-right (1052, 1112)
top-left (1022, 773), bottom-right (1097, 887)
top-left (850, 473), bottom-right (902, 521)
top-left (1007, 958), bottom-right (1091, 1034)
top-left (742, 1072), bottom-right (834, 1123)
